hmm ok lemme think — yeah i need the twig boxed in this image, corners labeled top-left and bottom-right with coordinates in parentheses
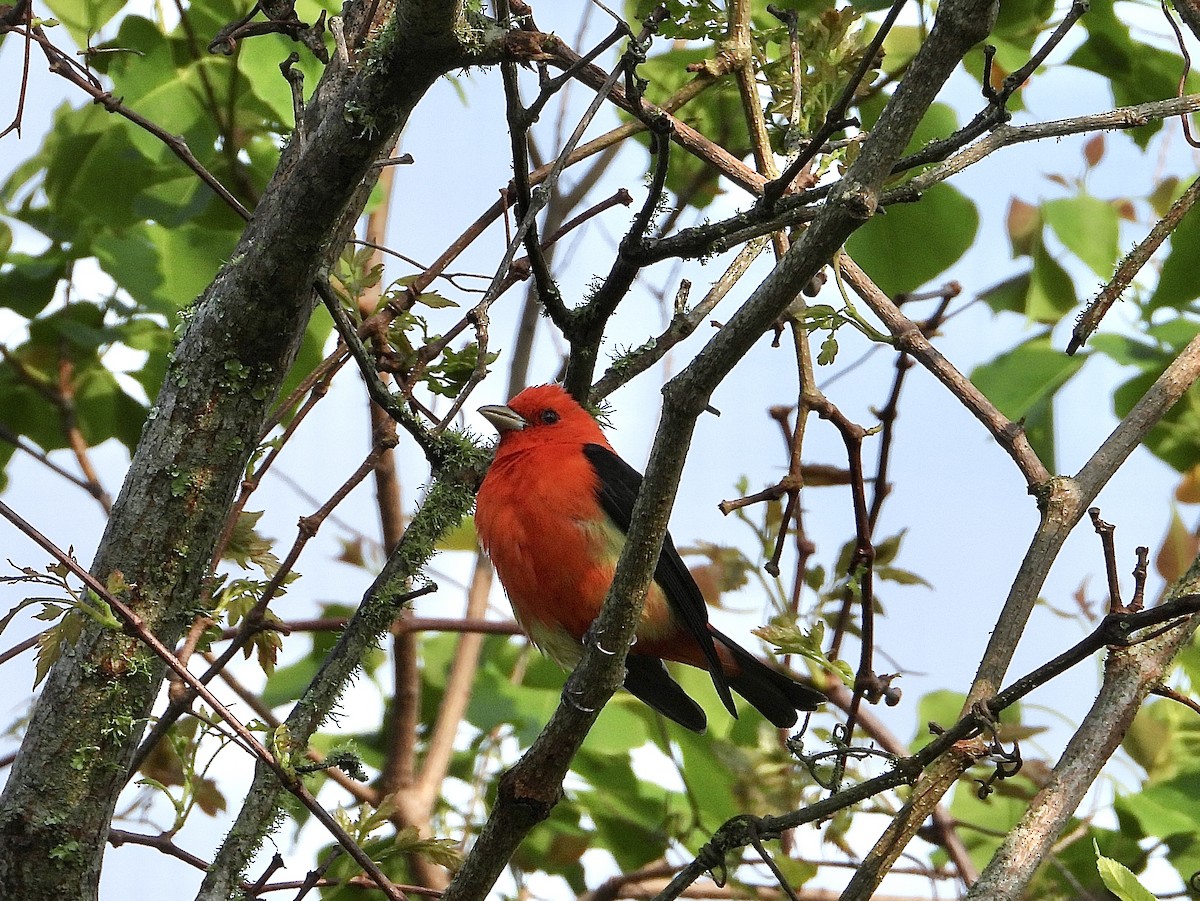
top-left (562, 111), bottom-right (674, 395)
top-left (592, 237), bottom-right (771, 399)
top-left (0, 0), bottom-right (33, 139)
top-left (1149, 683), bottom-right (1200, 716)
top-left (316, 278), bottom-right (447, 464)
top-left (0, 347), bottom-right (112, 512)
top-left (55, 354), bottom-right (113, 512)
top-left (837, 256), bottom-right (1050, 486)
top-left (0, 630), bottom-right (42, 667)
top-left (214, 368), bottom-right (336, 564)
top-left (1087, 508), bottom-right (1125, 613)
top-left (108, 829), bottom-right (211, 873)
top-left (201, 650), bottom-right (378, 805)
top-left (131, 431), bottom-right (411, 779)
top-left (1068, 173), bottom-right (1200, 354)
top-left (807, 397), bottom-right (876, 768)
top-left (0, 422), bottom-right (108, 503)
top-left (1161, 0), bottom-right (1200, 147)
top-left (406, 186), bottom-right (635, 390)
top-left (636, 93), bottom-right (1200, 267)
top-left (1130, 546), bottom-right (1150, 612)
top-left (363, 51), bottom-right (729, 349)
top-left (964, 591), bottom-right (1200, 901)
top-left (402, 556), bottom-right (496, 825)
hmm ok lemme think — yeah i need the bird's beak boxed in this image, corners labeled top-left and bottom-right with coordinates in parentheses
top-left (478, 404), bottom-right (527, 433)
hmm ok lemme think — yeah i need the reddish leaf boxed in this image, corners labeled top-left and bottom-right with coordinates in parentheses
top-left (1006, 198), bottom-right (1040, 257)
top-left (1175, 465), bottom-right (1200, 503)
top-left (1154, 508), bottom-right (1199, 585)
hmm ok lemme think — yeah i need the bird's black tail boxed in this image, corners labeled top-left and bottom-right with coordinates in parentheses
top-left (713, 629), bottom-right (824, 729)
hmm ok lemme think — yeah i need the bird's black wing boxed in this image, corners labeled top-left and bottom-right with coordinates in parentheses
top-left (583, 443), bottom-right (738, 718)
top-left (623, 656), bottom-right (707, 733)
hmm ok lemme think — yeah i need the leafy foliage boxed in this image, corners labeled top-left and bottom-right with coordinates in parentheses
top-left (2, 0), bottom-right (1200, 898)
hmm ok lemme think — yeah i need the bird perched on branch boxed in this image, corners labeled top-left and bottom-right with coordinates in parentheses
top-left (474, 383), bottom-right (823, 733)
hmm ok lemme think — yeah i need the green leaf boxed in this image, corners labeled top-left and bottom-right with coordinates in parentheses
top-left (40, 107), bottom-right (174, 231)
top-left (227, 31), bottom-right (326, 130)
top-left (753, 617), bottom-right (853, 686)
top-left (261, 652), bottom-right (321, 710)
top-left (912, 689), bottom-right (965, 750)
top-left (1095, 842), bottom-right (1157, 901)
top-left (979, 271), bottom-right (1031, 315)
top-left (947, 773), bottom-right (1036, 872)
top-left (673, 726), bottom-right (742, 826)
top-left (94, 221), bottom-right (238, 314)
top-left (904, 102), bottom-right (959, 159)
top-left (43, 0), bottom-right (126, 49)
top-left (35, 611), bottom-right (83, 687)
top-left (508, 802), bottom-right (589, 891)
top-left (993, 0), bottom-right (1056, 47)
top-left (582, 698), bottom-right (651, 755)
top-left (1025, 239), bottom-right (1077, 324)
top-left (74, 367), bottom-right (148, 449)
top-left (844, 183), bottom-right (978, 295)
top-left (1116, 768), bottom-right (1200, 839)
top-left (1122, 698), bottom-right (1200, 782)
top-left (875, 565), bottom-right (931, 587)
top-left (970, 333), bottom-right (1086, 470)
top-left (628, 0), bottom-right (725, 42)
top-left (1042, 194), bottom-right (1120, 280)
top-left (629, 46), bottom-right (751, 209)
top-left (572, 748), bottom-right (677, 870)
top-left (970, 332), bottom-right (1084, 417)
top-left (222, 511), bottom-right (281, 575)
top-left (0, 249), bottom-right (69, 317)
top-left (435, 516), bottom-right (477, 552)
top-left (1108, 324), bottom-right (1200, 471)
top-left (414, 291), bottom-right (459, 309)
top-left (1088, 333), bottom-right (1164, 369)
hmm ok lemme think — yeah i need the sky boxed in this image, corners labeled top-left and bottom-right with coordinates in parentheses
top-left (1, 1), bottom-right (1198, 897)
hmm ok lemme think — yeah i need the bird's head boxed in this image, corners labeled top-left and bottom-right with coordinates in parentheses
top-left (478, 384), bottom-right (612, 452)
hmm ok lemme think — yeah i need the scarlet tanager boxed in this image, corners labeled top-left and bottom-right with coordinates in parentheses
top-left (474, 384), bottom-right (823, 733)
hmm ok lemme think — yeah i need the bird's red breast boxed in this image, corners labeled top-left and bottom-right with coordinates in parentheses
top-left (474, 389), bottom-right (680, 663)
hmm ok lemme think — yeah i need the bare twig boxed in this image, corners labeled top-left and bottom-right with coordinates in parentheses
top-left (108, 829), bottom-right (211, 873)
top-left (837, 256), bottom-right (1050, 486)
top-left (0, 0), bottom-right (33, 139)
top-left (1068, 173), bottom-right (1200, 354)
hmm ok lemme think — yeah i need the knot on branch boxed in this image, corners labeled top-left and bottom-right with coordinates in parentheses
top-left (497, 764), bottom-right (565, 820)
top-left (832, 183), bottom-right (878, 221)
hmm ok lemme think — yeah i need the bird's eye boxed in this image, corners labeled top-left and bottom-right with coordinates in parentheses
top-left (539, 409), bottom-right (560, 425)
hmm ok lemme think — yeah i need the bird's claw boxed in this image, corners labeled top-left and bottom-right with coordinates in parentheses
top-left (563, 685), bottom-right (596, 715)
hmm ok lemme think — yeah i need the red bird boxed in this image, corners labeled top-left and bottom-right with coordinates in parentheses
top-left (474, 384), bottom-right (823, 733)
